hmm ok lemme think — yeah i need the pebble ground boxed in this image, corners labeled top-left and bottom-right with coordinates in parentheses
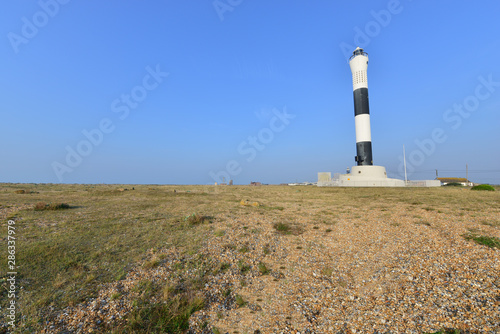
top-left (43, 201), bottom-right (499, 333)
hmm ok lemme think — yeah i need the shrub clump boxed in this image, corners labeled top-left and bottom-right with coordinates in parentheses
top-left (214, 230), bottom-right (225, 237)
top-left (34, 202), bottom-right (70, 211)
top-left (15, 189), bottom-right (38, 194)
top-left (471, 184), bottom-right (495, 191)
top-left (219, 263), bottom-right (230, 272)
top-left (124, 280), bottom-right (204, 332)
top-left (273, 222), bottom-right (290, 234)
top-left (320, 267), bottom-right (333, 277)
top-left (258, 262), bottom-right (270, 275)
top-left (235, 295), bottom-right (247, 307)
top-left (184, 213), bottom-right (210, 225)
top-left (237, 260), bottom-right (250, 274)
top-left (443, 182), bottom-right (463, 187)
top-left (273, 222), bottom-right (303, 235)
top-left (143, 257), bottom-right (161, 269)
top-left (238, 246), bottom-right (249, 253)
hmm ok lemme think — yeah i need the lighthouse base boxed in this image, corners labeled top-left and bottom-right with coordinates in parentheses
top-left (318, 166), bottom-right (405, 187)
top-left (338, 166), bottom-right (405, 187)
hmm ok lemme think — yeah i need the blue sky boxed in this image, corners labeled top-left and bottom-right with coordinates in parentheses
top-left (1, 0), bottom-right (499, 185)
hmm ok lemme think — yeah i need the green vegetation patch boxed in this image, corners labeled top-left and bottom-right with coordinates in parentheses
top-left (273, 222), bottom-right (290, 233)
top-left (320, 267), bottom-right (333, 277)
top-left (258, 262), bottom-right (270, 275)
top-left (143, 257), bottom-right (161, 269)
top-left (214, 230), bottom-right (225, 237)
top-left (235, 295), bottom-right (247, 307)
top-left (238, 245), bottom-right (249, 253)
top-left (273, 222), bottom-right (303, 235)
top-left (184, 213), bottom-right (212, 225)
top-left (237, 260), bottom-right (251, 274)
top-left (463, 233), bottom-right (500, 249)
top-left (471, 184), bottom-right (495, 191)
top-left (219, 263), bottom-right (231, 272)
top-left (119, 280), bottom-right (204, 333)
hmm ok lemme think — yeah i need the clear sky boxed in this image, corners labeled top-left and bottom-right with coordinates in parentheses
top-left (1, 0), bottom-right (499, 185)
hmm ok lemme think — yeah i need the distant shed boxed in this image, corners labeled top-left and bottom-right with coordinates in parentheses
top-left (437, 177), bottom-right (474, 186)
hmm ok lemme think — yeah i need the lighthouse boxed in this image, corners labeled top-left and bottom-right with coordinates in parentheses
top-left (316, 47), bottom-right (440, 187)
top-left (349, 47), bottom-right (373, 166)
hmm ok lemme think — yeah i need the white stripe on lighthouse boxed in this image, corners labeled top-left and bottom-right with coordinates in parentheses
top-left (355, 114), bottom-right (372, 143)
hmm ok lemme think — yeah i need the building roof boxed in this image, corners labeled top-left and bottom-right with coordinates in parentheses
top-left (436, 177), bottom-right (470, 183)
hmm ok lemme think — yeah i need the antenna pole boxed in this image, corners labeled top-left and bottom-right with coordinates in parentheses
top-left (466, 164), bottom-right (468, 185)
top-left (403, 145), bottom-right (407, 185)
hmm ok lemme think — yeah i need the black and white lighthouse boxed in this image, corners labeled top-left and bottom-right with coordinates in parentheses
top-left (349, 47), bottom-right (373, 166)
top-left (316, 47), bottom-right (437, 187)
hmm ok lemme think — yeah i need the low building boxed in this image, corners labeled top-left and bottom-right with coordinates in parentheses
top-left (436, 177), bottom-right (474, 186)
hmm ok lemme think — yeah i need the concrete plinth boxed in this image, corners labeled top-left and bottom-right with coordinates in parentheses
top-left (337, 166), bottom-right (405, 187)
top-left (318, 165), bottom-right (407, 187)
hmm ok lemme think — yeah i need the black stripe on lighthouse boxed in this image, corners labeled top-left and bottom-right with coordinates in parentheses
top-left (355, 141), bottom-right (373, 165)
top-left (353, 88), bottom-right (370, 116)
